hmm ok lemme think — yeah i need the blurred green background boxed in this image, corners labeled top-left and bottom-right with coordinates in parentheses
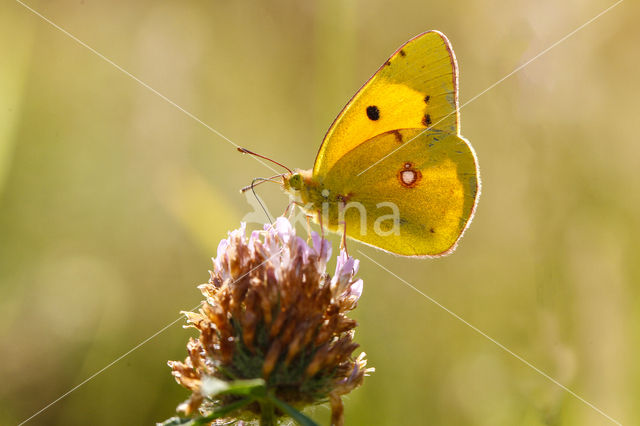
top-left (2, 0), bottom-right (639, 425)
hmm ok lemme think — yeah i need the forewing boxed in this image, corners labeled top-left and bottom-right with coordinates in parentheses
top-left (313, 31), bottom-right (460, 177)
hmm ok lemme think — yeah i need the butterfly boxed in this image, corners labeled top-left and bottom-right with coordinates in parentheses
top-left (244, 31), bottom-right (480, 257)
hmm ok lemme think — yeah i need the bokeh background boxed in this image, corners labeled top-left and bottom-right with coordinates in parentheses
top-left (2, 0), bottom-right (639, 425)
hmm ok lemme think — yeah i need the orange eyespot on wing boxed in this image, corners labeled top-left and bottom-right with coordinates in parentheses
top-left (398, 162), bottom-right (422, 188)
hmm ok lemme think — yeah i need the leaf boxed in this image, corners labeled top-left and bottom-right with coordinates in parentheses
top-left (267, 394), bottom-right (318, 426)
top-left (221, 378), bottom-right (266, 398)
top-left (201, 377), bottom-right (266, 398)
top-left (158, 398), bottom-right (256, 426)
top-left (200, 377), bottom-right (230, 397)
top-left (193, 398), bottom-right (255, 424)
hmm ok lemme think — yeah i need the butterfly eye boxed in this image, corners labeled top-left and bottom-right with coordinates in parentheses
top-left (289, 173), bottom-right (303, 190)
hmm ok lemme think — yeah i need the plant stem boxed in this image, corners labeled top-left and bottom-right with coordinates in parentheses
top-left (259, 398), bottom-right (276, 426)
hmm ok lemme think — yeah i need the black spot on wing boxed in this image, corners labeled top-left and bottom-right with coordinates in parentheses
top-left (422, 114), bottom-right (432, 126)
top-left (366, 105), bottom-right (380, 121)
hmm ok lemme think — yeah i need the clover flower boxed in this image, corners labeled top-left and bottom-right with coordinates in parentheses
top-left (166, 218), bottom-right (372, 425)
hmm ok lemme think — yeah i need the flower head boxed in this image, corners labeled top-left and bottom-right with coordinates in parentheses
top-left (168, 218), bottom-right (372, 424)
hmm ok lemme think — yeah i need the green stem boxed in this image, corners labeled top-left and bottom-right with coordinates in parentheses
top-left (259, 398), bottom-right (277, 426)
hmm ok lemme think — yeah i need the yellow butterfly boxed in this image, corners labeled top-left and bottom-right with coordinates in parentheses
top-left (245, 31), bottom-right (480, 257)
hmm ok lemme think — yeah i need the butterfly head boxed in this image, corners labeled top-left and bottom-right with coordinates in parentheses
top-left (282, 169), bottom-right (316, 204)
top-left (284, 169), bottom-right (311, 191)
top-left (287, 172), bottom-right (304, 190)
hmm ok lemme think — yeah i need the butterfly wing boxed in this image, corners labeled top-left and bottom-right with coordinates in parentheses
top-left (313, 31), bottom-right (460, 177)
top-left (320, 129), bottom-right (479, 257)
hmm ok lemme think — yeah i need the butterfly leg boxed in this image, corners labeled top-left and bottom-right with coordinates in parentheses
top-left (282, 201), bottom-right (295, 218)
top-left (339, 219), bottom-right (349, 255)
top-left (310, 211), bottom-right (328, 257)
top-left (316, 210), bottom-right (325, 240)
top-left (304, 214), bottom-right (314, 243)
top-left (283, 200), bottom-right (306, 218)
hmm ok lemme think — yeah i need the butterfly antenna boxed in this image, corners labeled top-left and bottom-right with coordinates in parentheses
top-left (240, 174), bottom-right (285, 193)
top-left (246, 177), bottom-right (274, 224)
top-left (237, 147), bottom-right (292, 174)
